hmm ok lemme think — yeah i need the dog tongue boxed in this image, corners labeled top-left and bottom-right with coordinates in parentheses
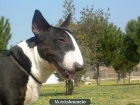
top-left (65, 71), bottom-right (76, 79)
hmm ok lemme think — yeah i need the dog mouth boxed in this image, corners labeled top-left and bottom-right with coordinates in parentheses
top-left (49, 57), bottom-right (76, 79)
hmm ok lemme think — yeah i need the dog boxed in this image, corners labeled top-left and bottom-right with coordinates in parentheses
top-left (0, 10), bottom-right (84, 105)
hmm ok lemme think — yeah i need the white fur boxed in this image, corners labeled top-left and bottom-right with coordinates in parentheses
top-left (18, 41), bottom-right (56, 105)
top-left (18, 41), bottom-right (56, 83)
top-left (62, 31), bottom-right (84, 71)
top-left (24, 76), bottom-right (41, 105)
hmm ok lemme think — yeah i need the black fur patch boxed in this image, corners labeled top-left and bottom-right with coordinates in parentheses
top-left (36, 27), bottom-right (75, 64)
top-left (0, 54), bottom-right (29, 104)
top-left (26, 37), bottom-right (37, 48)
top-left (10, 46), bottom-right (32, 73)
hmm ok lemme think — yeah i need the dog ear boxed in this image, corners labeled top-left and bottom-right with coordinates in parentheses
top-left (60, 13), bottom-right (71, 28)
top-left (32, 10), bottom-right (50, 35)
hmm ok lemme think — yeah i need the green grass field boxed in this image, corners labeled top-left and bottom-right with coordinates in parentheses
top-left (33, 79), bottom-right (140, 105)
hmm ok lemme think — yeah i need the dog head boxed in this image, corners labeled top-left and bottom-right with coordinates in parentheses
top-left (32, 10), bottom-right (84, 79)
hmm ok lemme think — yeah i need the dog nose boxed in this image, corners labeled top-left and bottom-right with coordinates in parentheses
top-left (74, 62), bottom-right (84, 71)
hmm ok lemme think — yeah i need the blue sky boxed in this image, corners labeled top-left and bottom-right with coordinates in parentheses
top-left (0, 0), bottom-right (140, 49)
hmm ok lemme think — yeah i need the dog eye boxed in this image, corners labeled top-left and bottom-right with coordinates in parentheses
top-left (58, 38), bottom-right (65, 42)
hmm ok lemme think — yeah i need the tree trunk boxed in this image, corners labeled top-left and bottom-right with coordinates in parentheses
top-left (123, 77), bottom-right (125, 84)
top-left (128, 72), bottom-right (131, 84)
top-left (117, 71), bottom-right (120, 85)
top-left (96, 62), bottom-right (101, 86)
top-left (122, 73), bottom-right (125, 84)
top-left (66, 80), bottom-right (68, 95)
top-left (66, 79), bottom-right (74, 95)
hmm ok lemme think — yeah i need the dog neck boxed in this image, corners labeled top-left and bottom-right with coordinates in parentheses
top-left (17, 41), bottom-right (56, 83)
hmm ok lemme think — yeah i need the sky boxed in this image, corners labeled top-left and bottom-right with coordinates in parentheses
top-left (0, 0), bottom-right (140, 49)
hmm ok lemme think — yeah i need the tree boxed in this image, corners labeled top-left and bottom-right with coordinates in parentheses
top-left (79, 6), bottom-right (110, 86)
top-left (100, 23), bottom-right (123, 65)
top-left (111, 17), bottom-right (140, 85)
top-left (122, 17), bottom-right (140, 83)
top-left (62, 0), bottom-right (75, 95)
top-left (55, 0), bottom-right (83, 95)
top-left (101, 22), bottom-right (124, 85)
top-left (112, 55), bottom-right (124, 85)
top-left (0, 16), bottom-right (12, 50)
top-left (125, 17), bottom-right (140, 61)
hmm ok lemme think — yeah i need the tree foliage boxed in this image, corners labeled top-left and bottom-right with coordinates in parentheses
top-left (125, 17), bottom-right (140, 61)
top-left (110, 16), bottom-right (140, 84)
top-left (121, 17), bottom-right (140, 83)
top-left (0, 16), bottom-right (12, 50)
top-left (101, 23), bottom-right (124, 66)
top-left (78, 6), bottom-right (111, 85)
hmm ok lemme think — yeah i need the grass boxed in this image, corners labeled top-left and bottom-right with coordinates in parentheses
top-left (33, 79), bottom-right (140, 105)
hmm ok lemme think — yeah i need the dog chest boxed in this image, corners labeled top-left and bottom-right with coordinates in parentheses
top-left (24, 76), bottom-right (41, 105)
